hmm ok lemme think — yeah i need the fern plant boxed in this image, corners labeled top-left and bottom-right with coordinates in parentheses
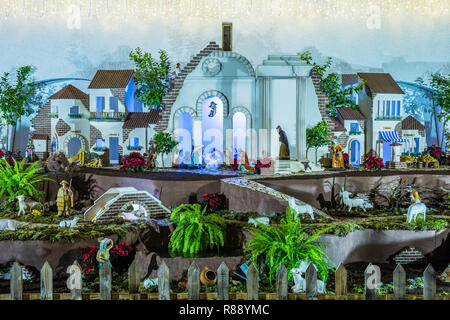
top-left (168, 204), bottom-right (226, 257)
top-left (244, 206), bottom-right (335, 283)
top-left (0, 158), bottom-right (52, 200)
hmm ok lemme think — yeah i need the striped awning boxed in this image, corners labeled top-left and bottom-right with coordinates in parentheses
top-left (379, 131), bottom-right (409, 143)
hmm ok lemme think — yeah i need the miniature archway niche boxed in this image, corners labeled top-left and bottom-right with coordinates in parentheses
top-left (63, 133), bottom-right (88, 157)
top-left (173, 107), bottom-right (196, 165)
top-left (231, 106), bottom-right (252, 159)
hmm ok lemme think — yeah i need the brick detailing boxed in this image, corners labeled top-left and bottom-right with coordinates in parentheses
top-left (394, 122), bottom-right (402, 138)
top-left (30, 101), bottom-right (51, 150)
top-left (392, 246), bottom-right (426, 264)
top-left (309, 69), bottom-right (335, 133)
top-left (96, 192), bottom-right (171, 223)
top-left (338, 132), bottom-right (349, 149)
top-left (118, 145), bottom-right (123, 158)
top-left (155, 41), bottom-right (221, 132)
top-left (122, 128), bottom-right (133, 143)
top-left (55, 119), bottom-right (71, 136)
top-left (419, 130), bottom-right (425, 137)
top-left (359, 120), bottom-right (365, 132)
top-left (111, 88), bottom-right (126, 109)
top-left (90, 124), bottom-right (102, 148)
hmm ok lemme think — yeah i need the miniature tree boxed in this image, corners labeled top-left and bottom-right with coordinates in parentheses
top-left (152, 131), bottom-right (178, 167)
top-left (0, 66), bottom-right (38, 151)
top-left (129, 47), bottom-right (171, 110)
top-left (306, 121), bottom-right (330, 164)
top-left (416, 72), bottom-right (450, 148)
top-left (298, 51), bottom-right (366, 117)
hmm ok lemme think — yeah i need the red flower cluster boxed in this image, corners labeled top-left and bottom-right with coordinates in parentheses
top-left (202, 193), bottom-right (227, 212)
top-left (0, 149), bottom-right (4, 158)
top-left (427, 145), bottom-right (442, 160)
top-left (120, 152), bottom-right (145, 172)
top-left (363, 154), bottom-right (384, 171)
top-left (77, 242), bottom-right (134, 275)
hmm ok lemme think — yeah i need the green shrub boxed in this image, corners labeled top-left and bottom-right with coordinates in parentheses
top-left (244, 206), bottom-right (335, 283)
top-left (0, 158), bottom-right (52, 200)
top-left (168, 204), bottom-right (226, 257)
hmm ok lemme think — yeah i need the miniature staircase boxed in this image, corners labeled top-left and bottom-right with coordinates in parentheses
top-left (221, 177), bottom-right (333, 220)
top-left (84, 187), bottom-right (171, 223)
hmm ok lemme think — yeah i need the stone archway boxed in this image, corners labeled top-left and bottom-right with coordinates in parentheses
top-left (173, 106), bottom-right (196, 129)
top-left (63, 133), bottom-right (88, 157)
top-left (196, 90), bottom-right (229, 118)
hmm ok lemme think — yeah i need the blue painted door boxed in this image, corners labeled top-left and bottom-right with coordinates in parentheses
top-left (68, 137), bottom-right (81, 158)
top-left (414, 138), bottom-right (420, 154)
top-left (109, 137), bottom-right (119, 165)
top-left (383, 141), bottom-right (391, 163)
top-left (350, 140), bottom-right (360, 166)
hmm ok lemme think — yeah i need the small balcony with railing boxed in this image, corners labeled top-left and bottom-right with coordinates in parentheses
top-left (88, 111), bottom-right (125, 121)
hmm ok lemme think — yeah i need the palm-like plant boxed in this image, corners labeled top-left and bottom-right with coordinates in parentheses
top-left (0, 159), bottom-right (53, 200)
top-left (168, 204), bottom-right (226, 257)
top-left (245, 206), bottom-right (335, 283)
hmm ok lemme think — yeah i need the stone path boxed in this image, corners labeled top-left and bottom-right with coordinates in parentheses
top-left (221, 177), bottom-right (334, 220)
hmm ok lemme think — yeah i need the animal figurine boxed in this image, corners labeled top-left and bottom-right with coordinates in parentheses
top-left (17, 195), bottom-right (42, 216)
top-left (288, 197), bottom-right (314, 220)
top-left (291, 261), bottom-right (326, 294)
top-left (340, 190), bottom-right (373, 212)
top-left (96, 238), bottom-right (113, 269)
top-left (248, 217), bottom-right (270, 227)
top-left (0, 219), bottom-right (19, 231)
top-left (406, 202), bottom-right (427, 223)
top-left (58, 216), bottom-right (79, 228)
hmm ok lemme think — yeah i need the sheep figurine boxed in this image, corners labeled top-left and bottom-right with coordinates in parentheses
top-left (288, 197), bottom-right (314, 220)
top-left (248, 217), bottom-right (270, 227)
top-left (17, 195), bottom-right (42, 216)
top-left (340, 190), bottom-right (373, 212)
top-left (406, 202), bottom-right (427, 223)
top-left (59, 217), bottom-right (79, 228)
top-left (291, 261), bottom-right (326, 294)
top-left (0, 219), bottom-right (19, 231)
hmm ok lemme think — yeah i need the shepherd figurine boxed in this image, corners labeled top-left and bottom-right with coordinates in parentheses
top-left (57, 180), bottom-right (74, 217)
top-left (406, 184), bottom-right (421, 203)
top-left (96, 238), bottom-right (113, 269)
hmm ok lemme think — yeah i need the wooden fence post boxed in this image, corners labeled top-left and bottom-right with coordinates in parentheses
top-left (217, 262), bottom-right (229, 300)
top-left (128, 259), bottom-right (140, 298)
top-left (364, 263), bottom-right (378, 300)
top-left (40, 261), bottom-right (53, 300)
top-left (99, 263), bottom-right (111, 300)
top-left (69, 261), bottom-right (82, 300)
top-left (188, 262), bottom-right (200, 300)
top-left (393, 264), bottom-right (406, 300)
top-left (158, 261), bottom-right (170, 300)
top-left (10, 261), bottom-right (22, 300)
top-left (305, 263), bottom-right (318, 300)
top-left (424, 264), bottom-right (436, 300)
top-left (335, 264), bottom-right (347, 299)
top-left (246, 263), bottom-right (258, 300)
top-left (276, 264), bottom-right (288, 300)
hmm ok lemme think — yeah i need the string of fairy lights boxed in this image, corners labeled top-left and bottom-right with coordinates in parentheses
top-left (0, 0), bottom-right (448, 20)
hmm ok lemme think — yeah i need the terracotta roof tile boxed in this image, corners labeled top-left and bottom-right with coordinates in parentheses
top-left (342, 74), bottom-right (359, 86)
top-left (88, 69), bottom-right (134, 89)
top-left (31, 134), bottom-right (50, 140)
top-left (48, 85), bottom-right (88, 100)
top-left (331, 118), bottom-right (346, 132)
top-left (123, 111), bottom-right (160, 129)
top-left (401, 115), bottom-right (427, 130)
top-left (357, 72), bottom-right (404, 95)
top-left (338, 107), bottom-right (366, 120)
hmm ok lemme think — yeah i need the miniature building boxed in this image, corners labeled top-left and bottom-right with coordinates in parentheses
top-left (31, 72), bottom-right (160, 162)
top-left (399, 115), bottom-right (427, 155)
top-left (84, 187), bottom-right (171, 223)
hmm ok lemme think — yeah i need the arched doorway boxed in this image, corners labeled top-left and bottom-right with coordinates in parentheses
top-left (177, 112), bottom-right (193, 165)
top-left (233, 112), bottom-right (247, 156)
top-left (67, 137), bottom-right (82, 157)
top-left (202, 96), bottom-right (224, 164)
top-left (350, 140), bottom-right (360, 166)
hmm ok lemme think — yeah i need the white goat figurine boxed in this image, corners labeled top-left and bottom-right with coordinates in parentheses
top-left (248, 217), bottom-right (270, 227)
top-left (290, 261), bottom-right (326, 293)
top-left (406, 202), bottom-right (427, 223)
top-left (0, 219), bottom-right (19, 231)
top-left (17, 195), bottom-right (42, 216)
top-left (59, 217), bottom-right (79, 228)
top-left (288, 197), bottom-right (314, 220)
top-left (340, 190), bottom-right (373, 212)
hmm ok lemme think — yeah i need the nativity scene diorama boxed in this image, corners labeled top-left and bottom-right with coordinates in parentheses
top-left (0, 11), bottom-right (448, 304)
